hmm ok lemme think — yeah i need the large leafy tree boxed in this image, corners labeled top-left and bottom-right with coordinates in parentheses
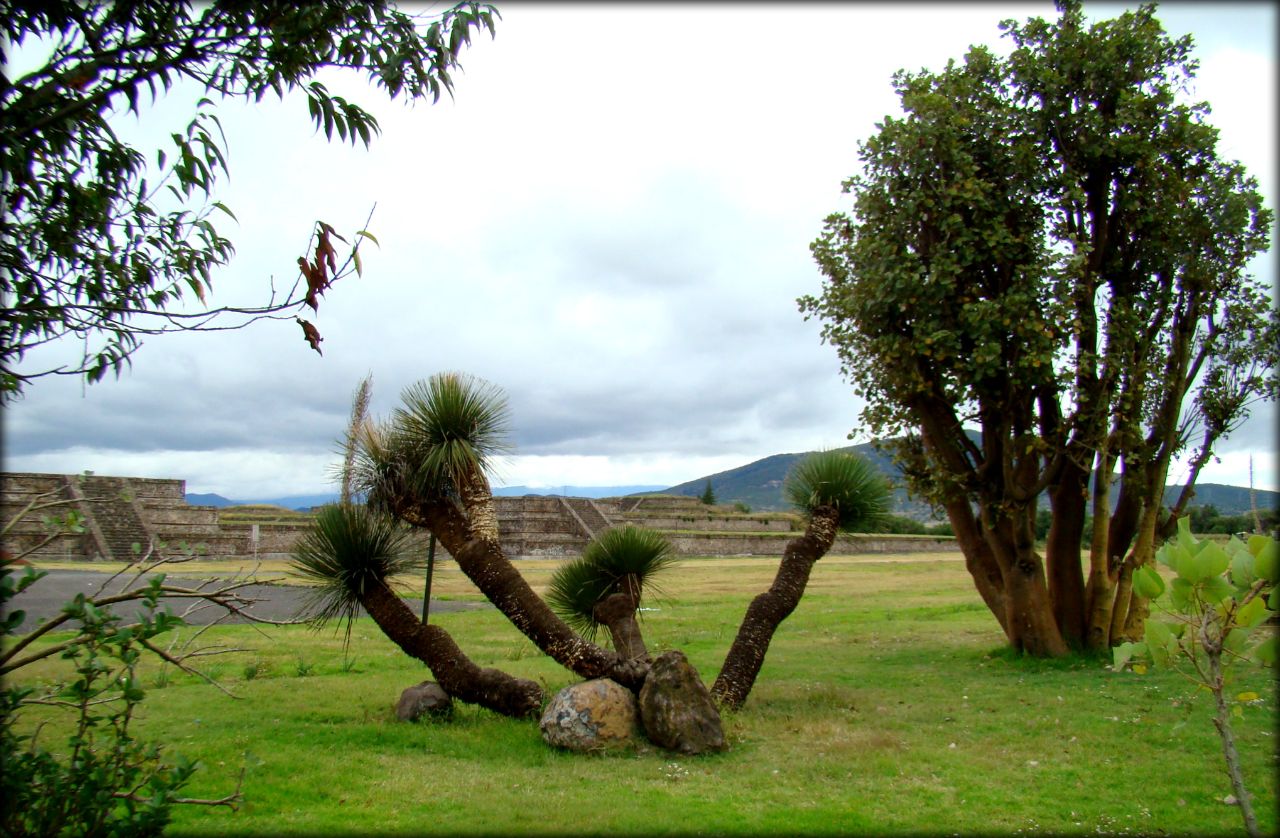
top-left (1, 0), bottom-right (497, 399)
top-left (802, 1), bottom-right (1275, 656)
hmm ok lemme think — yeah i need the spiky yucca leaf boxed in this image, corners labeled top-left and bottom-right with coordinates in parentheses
top-left (784, 450), bottom-right (891, 531)
top-left (391, 372), bottom-right (511, 497)
top-left (290, 504), bottom-right (423, 639)
top-left (545, 526), bottom-right (675, 639)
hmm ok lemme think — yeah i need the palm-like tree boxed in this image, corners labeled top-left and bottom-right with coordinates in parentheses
top-left (290, 503), bottom-right (542, 718)
top-left (351, 372), bottom-right (647, 690)
top-left (546, 526), bottom-right (675, 660)
top-left (711, 450), bottom-right (890, 710)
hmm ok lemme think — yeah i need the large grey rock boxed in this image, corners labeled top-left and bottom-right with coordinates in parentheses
top-left (396, 680), bottom-right (453, 722)
top-left (539, 678), bottom-right (640, 752)
top-left (638, 650), bottom-right (727, 755)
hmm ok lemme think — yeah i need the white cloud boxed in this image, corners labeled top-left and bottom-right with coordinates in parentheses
top-left (3, 2), bottom-right (1274, 498)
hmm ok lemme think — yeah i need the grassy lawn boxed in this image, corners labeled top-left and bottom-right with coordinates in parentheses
top-left (8, 553), bottom-right (1277, 836)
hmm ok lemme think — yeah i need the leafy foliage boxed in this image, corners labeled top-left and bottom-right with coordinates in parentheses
top-left (1112, 521), bottom-right (1277, 836)
top-left (0, 565), bottom-right (240, 836)
top-left (784, 451), bottom-right (891, 532)
top-left (357, 372), bottom-right (512, 505)
top-left (1, 1), bottom-right (497, 398)
top-left (801, 0), bottom-right (1275, 653)
top-left (289, 502), bottom-right (423, 636)
top-left (546, 526), bottom-right (675, 641)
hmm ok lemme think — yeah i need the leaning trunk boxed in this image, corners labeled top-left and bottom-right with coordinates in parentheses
top-left (985, 505), bottom-right (1069, 657)
top-left (402, 495), bottom-right (649, 691)
top-left (361, 581), bottom-right (542, 719)
top-left (711, 506), bottom-right (838, 710)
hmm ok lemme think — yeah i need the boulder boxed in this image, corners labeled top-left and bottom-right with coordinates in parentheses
top-left (540, 678), bottom-right (640, 752)
top-left (638, 650), bottom-right (727, 755)
top-left (395, 680), bottom-right (453, 722)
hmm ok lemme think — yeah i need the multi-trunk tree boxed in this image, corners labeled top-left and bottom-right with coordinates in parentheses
top-left (802, 1), bottom-right (1275, 656)
top-left (291, 372), bottom-right (889, 723)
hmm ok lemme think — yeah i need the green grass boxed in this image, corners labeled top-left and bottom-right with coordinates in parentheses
top-left (7, 554), bottom-right (1277, 836)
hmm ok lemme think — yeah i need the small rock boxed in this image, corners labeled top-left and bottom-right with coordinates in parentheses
top-left (395, 680), bottom-right (452, 722)
top-left (1223, 795), bottom-right (1239, 806)
top-left (638, 650), bottom-right (727, 755)
top-left (540, 679), bottom-right (640, 752)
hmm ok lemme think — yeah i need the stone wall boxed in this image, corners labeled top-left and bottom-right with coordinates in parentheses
top-left (2, 473), bottom-right (960, 562)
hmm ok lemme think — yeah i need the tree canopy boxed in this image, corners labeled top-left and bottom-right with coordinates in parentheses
top-left (802, 0), bottom-right (1275, 656)
top-left (0, 0), bottom-right (497, 399)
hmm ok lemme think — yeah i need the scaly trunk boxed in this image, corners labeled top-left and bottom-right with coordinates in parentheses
top-left (711, 506), bottom-right (839, 710)
top-left (593, 587), bottom-right (648, 661)
top-left (398, 492), bottom-right (649, 691)
top-left (361, 582), bottom-right (542, 719)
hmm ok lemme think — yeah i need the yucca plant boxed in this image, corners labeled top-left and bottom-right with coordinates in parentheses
top-left (713, 451), bottom-right (892, 709)
top-left (289, 500), bottom-right (542, 719)
top-left (290, 503), bottom-right (423, 639)
top-left (784, 449), bottom-right (891, 532)
top-left (546, 526), bottom-right (675, 658)
top-left (342, 371), bottom-right (648, 692)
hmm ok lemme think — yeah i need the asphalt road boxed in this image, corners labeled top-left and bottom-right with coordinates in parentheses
top-left (5, 569), bottom-right (488, 630)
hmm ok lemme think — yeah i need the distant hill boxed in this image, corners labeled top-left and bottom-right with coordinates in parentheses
top-left (186, 484), bottom-right (667, 509)
top-left (493, 484), bottom-right (666, 499)
top-left (664, 444), bottom-right (1278, 519)
top-left (663, 442), bottom-right (920, 515)
top-left (185, 492), bottom-right (339, 511)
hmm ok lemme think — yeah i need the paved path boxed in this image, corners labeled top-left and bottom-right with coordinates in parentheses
top-left (6, 569), bottom-right (489, 629)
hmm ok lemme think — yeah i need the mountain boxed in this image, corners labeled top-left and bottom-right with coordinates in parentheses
top-left (186, 485), bottom-right (667, 509)
top-left (664, 445), bottom-right (1279, 519)
top-left (493, 485), bottom-right (666, 499)
top-left (663, 442), bottom-right (913, 514)
top-left (184, 492), bottom-right (339, 511)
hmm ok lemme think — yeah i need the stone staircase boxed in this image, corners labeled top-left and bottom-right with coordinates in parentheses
top-left (70, 475), bottom-right (156, 561)
top-left (560, 497), bottom-right (614, 538)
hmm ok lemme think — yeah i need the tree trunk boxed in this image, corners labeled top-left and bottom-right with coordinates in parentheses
top-left (711, 507), bottom-right (838, 711)
top-left (1084, 445), bottom-right (1117, 651)
top-left (1045, 461), bottom-right (1088, 646)
top-left (399, 496), bottom-right (649, 691)
top-left (983, 505), bottom-right (1069, 657)
top-left (593, 589), bottom-right (648, 661)
top-left (945, 496), bottom-right (1009, 636)
top-left (360, 582), bottom-right (542, 719)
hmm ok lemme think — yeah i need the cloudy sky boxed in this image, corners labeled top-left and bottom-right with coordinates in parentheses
top-left (4, 2), bottom-right (1276, 499)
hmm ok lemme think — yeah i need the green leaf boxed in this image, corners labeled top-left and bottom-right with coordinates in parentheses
top-left (1133, 565), bottom-right (1165, 600)
top-left (1250, 635), bottom-right (1277, 666)
top-left (1170, 577), bottom-right (1195, 609)
top-left (1236, 691), bottom-right (1260, 702)
top-left (1200, 575), bottom-right (1235, 606)
top-left (1112, 641), bottom-right (1144, 671)
top-left (1230, 550), bottom-right (1257, 589)
top-left (1235, 596), bottom-right (1271, 629)
top-left (1253, 538), bottom-right (1278, 583)
top-left (356, 229), bottom-right (380, 247)
top-left (1269, 586), bottom-right (1279, 611)
top-left (1193, 541), bottom-right (1230, 581)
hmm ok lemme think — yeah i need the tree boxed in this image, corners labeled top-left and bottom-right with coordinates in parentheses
top-left (1, 1), bottom-right (497, 399)
top-left (546, 525), bottom-right (675, 661)
top-left (711, 450), bottom-right (889, 709)
top-left (699, 480), bottom-right (717, 506)
top-left (802, 1), bottom-right (1275, 656)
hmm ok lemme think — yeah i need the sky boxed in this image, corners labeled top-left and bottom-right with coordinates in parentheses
top-left (3, 2), bottom-right (1277, 500)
